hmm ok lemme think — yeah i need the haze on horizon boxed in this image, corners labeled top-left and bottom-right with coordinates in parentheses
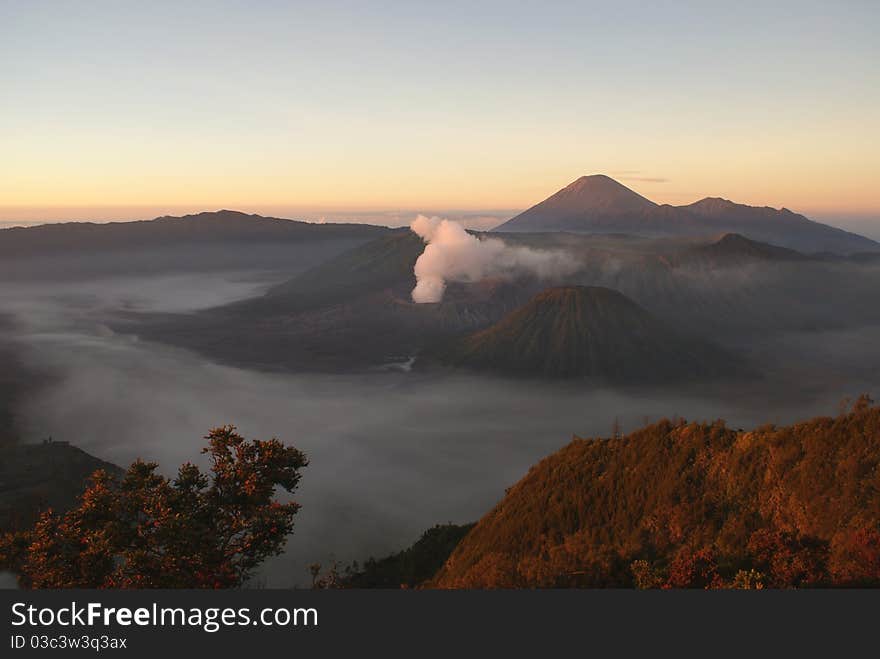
top-left (2, 1), bottom-right (878, 231)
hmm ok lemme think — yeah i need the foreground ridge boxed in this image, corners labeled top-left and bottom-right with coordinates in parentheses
top-left (432, 396), bottom-right (880, 588)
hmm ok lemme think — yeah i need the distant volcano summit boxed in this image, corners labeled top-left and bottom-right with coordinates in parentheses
top-left (534, 174), bottom-right (658, 215)
top-left (435, 285), bottom-right (739, 381)
top-left (495, 175), bottom-right (878, 255)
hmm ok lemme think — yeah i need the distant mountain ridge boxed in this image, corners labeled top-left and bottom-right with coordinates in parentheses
top-left (0, 210), bottom-right (390, 258)
top-left (496, 175), bottom-right (878, 255)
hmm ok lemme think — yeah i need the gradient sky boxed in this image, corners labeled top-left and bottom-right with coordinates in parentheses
top-left (1, 1), bottom-right (878, 229)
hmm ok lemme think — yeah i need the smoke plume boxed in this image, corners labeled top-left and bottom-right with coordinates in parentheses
top-left (410, 216), bottom-right (577, 303)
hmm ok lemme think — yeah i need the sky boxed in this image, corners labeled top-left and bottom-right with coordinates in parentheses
top-left (1, 1), bottom-right (878, 234)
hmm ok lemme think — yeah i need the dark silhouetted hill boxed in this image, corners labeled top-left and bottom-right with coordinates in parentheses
top-left (681, 233), bottom-right (809, 266)
top-left (342, 523), bottom-right (475, 588)
top-left (0, 442), bottom-right (123, 532)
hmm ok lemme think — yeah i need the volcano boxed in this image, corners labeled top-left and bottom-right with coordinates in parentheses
top-left (434, 285), bottom-right (739, 380)
top-left (495, 175), bottom-right (691, 236)
top-left (495, 175), bottom-right (878, 255)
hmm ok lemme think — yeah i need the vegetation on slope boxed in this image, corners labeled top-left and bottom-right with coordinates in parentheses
top-left (432, 396), bottom-right (880, 588)
top-left (0, 427), bottom-right (306, 588)
top-left (339, 523), bottom-right (475, 588)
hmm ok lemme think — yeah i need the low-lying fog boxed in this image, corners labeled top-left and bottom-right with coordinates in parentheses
top-left (2, 272), bottom-right (878, 586)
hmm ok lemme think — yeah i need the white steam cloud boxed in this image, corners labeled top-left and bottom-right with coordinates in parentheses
top-left (410, 215), bottom-right (578, 303)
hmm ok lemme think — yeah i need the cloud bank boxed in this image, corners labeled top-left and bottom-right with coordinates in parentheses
top-left (410, 216), bottom-right (578, 303)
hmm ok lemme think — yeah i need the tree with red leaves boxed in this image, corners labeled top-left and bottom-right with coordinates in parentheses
top-left (832, 527), bottom-right (880, 586)
top-left (0, 426), bottom-right (307, 588)
top-left (664, 547), bottom-right (724, 589)
top-left (746, 529), bottom-right (830, 588)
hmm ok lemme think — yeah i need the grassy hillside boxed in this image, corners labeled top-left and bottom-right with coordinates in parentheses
top-left (432, 397), bottom-right (880, 588)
